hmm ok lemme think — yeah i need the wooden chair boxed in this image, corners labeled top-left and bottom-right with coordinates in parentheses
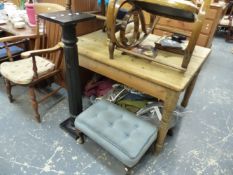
top-left (12, 0), bottom-right (21, 7)
top-left (0, 2), bottom-right (70, 122)
top-left (0, 1), bottom-right (30, 63)
top-left (106, 0), bottom-right (211, 69)
top-left (0, 0), bottom-right (71, 62)
top-left (219, 1), bottom-right (233, 41)
top-left (37, 0), bottom-right (71, 10)
top-left (0, 37), bottom-right (30, 63)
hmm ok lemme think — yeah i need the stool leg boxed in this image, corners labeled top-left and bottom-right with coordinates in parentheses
top-left (125, 166), bottom-right (132, 175)
top-left (76, 129), bottom-right (84, 144)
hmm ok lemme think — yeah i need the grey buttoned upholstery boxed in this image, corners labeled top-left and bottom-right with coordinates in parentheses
top-left (75, 100), bottom-right (157, 167)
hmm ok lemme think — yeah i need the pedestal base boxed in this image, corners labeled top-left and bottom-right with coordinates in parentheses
top-left (60, 117), bottom-right (79, 140)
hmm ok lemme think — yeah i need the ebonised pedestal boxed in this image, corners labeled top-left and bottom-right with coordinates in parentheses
top-left (38, 11), bottom-right (95, 138)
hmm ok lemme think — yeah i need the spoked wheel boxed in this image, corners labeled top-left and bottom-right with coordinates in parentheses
top-left (106, 0), bottom-right (158, 58)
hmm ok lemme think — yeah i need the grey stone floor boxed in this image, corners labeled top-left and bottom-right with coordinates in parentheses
top-left (0, 34), bottom-right (233, 175)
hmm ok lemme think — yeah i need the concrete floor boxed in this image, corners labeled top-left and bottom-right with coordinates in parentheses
top-left (0, 34), bottom-right (233, 175)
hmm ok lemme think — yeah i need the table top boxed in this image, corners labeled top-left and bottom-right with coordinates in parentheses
top-left (38, 10), bottom-right (96, 26)
top-left (0, 21), bottom-right (36, 36)
top-left (78, 30), bottom-right (211, 91)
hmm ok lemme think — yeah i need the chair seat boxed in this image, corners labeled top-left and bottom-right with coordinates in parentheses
top-left (0, 56), bottom-right (55, 84)
top-left (220, 16), bottom-right (233, 26)
top-left (133, 0), bottom-right (198, 22)
top-left (0, 42), bottom-right (24, 59)
top-left (75, 100), bottom-right (157, 167)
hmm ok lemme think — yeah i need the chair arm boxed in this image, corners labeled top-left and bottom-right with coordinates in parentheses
top-left (21, 43), bottom-right (63, 58)
top-left (23, 43), bottom-right (63, 79)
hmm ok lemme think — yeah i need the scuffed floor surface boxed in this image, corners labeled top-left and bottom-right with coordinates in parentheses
top-left (0, 35), bottom-right (233, 175)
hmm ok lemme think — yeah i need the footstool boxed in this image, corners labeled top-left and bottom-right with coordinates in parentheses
top-left (75, 100), bottom-right (158, 174)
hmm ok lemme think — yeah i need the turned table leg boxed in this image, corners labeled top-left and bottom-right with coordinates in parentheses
top-left (181, 71), bottom-right (199, 108)
top-left (155, 90), bottom-right (180, 153)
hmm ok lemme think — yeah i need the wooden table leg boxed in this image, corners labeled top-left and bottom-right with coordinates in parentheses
top-left (181, 71), bottom-right (199, 108)
top-left (155, 90), bottom-right (180, 153)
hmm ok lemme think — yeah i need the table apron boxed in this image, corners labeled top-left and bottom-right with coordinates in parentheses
top-left (79, 55), bottom-right (179, 101)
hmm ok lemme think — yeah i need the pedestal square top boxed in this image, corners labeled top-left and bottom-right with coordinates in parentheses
top-left (38, 10), bottom-right (95, 26)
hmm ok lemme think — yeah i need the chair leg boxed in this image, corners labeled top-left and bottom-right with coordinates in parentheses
top-left (28, 87), bottom-right (41, 123)
top-left (5, 79), bottom-right (13, 103)
top-left (108, 42), bottom-right (115, 59)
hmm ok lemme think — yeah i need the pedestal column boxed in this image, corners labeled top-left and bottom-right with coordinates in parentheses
top-left (38, 11), bottom-right (95, 138)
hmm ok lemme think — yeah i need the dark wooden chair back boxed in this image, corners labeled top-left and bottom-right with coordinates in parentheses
top-left (38, 0), bottom-right (71, 10)
top-left (12, 0), bottom-right (21, 7)
top-left (33, 3), bottom-right (66, 68)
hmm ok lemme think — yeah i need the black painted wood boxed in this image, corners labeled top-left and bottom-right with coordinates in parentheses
top-left (62, 23), bottom-right (82, 115)
top-left (38, 10), bottom-right (95, 138)
top-left (38, 11), bottom-right (95, 116)
top-left (38, 10), bottom-right (95, 26)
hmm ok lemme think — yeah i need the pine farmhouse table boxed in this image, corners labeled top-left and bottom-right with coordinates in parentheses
top-left (76, 30), bottom-right (211, 153)
top-left (0, 21), bottom-right (36, 36)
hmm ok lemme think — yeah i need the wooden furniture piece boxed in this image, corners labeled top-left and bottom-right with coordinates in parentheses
top-left (76, 30), bottom-right (211, 153)
top-left (0, 0), bottom-right (70, 36)
top-left (0, 1), bottom-right (72, 79)
top-left (0, 38), bottom-right (29, 63)
top-left (0, 1), bottom-right (71, 63)
top-left (0, 1), bottom-right (103, 89)
top-left (0, 22), bottom-right (36, 37)
top-left (219, 1), bottom-right (233, 41)
top-left (0, 2), bottom-right (36, 63)
top-left (0, 23), bottom-right (36, 62)
top-left (38, 0), bottom-right (104, 36)
top-left (37, 10), bottom-right (95, 137)
top-left (37, 0), bottom-right (71, 9)
top-left (12, 0), bottom-right (20, 7)
top-left (0, 3), bottom-right (70, 122)
top-left (106, 0), bottom-right (211, 70)
top-left (154, 2), bottom-right (227, 47)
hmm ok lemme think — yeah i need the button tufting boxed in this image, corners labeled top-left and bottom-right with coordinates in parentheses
top-left (75, 100), bottom-right (158, 168)
top-left (108, 122), bottom-right (113, 127)
top-left (134, 124), bottom-right (139, 128)
top-left (94, 114), bottom-right (99, 118)
top-left (124, 133), bottom-right (130, 137)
